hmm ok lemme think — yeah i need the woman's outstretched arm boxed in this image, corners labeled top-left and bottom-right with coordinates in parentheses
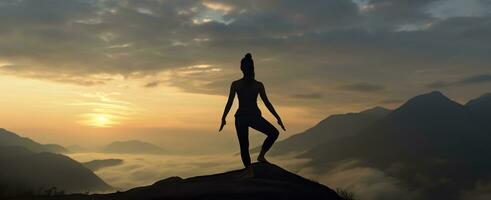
top-left (259, 82), bottom-right (286, 131)
top-left (219, 82), bottom-right (236, 132)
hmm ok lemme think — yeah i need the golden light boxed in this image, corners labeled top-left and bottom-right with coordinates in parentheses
top-left (81, 113), bottom-right (116, 128)
top-left (91, 114), bottom-right (111, 127)
top-left (97, 115), bottom-right (108, 125)
top-left (72, 92), bottom-right (136, 128)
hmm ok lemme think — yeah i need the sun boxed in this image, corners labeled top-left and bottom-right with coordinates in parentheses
top-left (97, 115), bottom-right (108, 123)
top-left (94, 114), bottom-right (110, 127)
top-left (79, 113), bottom-right (118, 128)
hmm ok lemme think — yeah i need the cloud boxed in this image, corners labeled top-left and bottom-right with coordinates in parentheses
top-left (144, 81), bottom-right (162, 88)
top-left (458, 74), bottom-right (491, 85)
top-left (298, 160), bottom-right (421, 200)
top-left (358, 0), bottom-right (438, 29)
top-left (339, 82), bottom-right (386, 92)
top-left (291, 93), bottom-right (323, 99)
top-left (0, 0), bottom-right (490, 110)
top-left (68, 152), bottom-right (310, 191)
top-left (69, 152), bottom-right (418, 200)
top-left (69, 92), bottom-right (138, 127)
top-left (426, 80), bottom-right (450, 88)
top-left (426, 74), bottom-right (491, 88)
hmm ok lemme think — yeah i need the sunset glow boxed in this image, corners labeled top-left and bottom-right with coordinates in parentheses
top-left (1, 1), bottom-right (491, 199)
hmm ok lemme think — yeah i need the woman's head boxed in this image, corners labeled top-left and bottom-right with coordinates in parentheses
top-left (240, 53), bottom-right (255, 80)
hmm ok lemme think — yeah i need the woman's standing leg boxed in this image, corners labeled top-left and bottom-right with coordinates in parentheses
top-left (235, 117), bottom-right (251, 167)
top-left (249, 116), bottom-right (279, 162)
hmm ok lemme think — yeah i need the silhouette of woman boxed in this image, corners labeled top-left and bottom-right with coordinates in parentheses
top-left (219, 53), bottom-right (286, 177)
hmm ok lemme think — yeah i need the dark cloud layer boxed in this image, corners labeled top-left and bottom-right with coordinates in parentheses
top-left (291, 93), bottom-right (324, 99)
top-left (427, 74), bottom-right (491, 88)
top-left (340, 82), bottom-right (386, 92)
top-left (0, 0), bottom-right (490, 108)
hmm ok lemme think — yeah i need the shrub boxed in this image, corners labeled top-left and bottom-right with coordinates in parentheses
top-left (336, 188), bottom-right (356, 200)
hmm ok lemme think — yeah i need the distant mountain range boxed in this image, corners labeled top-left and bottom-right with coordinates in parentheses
top-left (0, 128), bottom-right (68, 154)
top-left (0, 146), bottom-right (112, 197)
top-left (83, 159), bottom-right (123, 171)
top-left (0, 129), bottom-right (112, 198)
top-left (102, 140), bottom-right (166, 154)
top-left (22, 163), bottom-right (342, 200)
top-left (267, 91), bottom-right (491, 200)
top-left (252, 106), bottom-right (391, 155)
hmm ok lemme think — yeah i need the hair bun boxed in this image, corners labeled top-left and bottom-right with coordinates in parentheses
top-left (241, 53), bottom-right (254, 72)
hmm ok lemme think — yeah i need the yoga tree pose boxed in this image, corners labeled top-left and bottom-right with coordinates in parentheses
top-left (219, 53), bottom-right (286, 177)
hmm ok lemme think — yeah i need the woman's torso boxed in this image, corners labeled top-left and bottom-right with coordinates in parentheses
top-left (234, 79), bottom-right (261, 117)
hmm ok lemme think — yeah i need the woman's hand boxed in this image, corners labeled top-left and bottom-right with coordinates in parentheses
top-left (277, 118), bottom-right (286, 131)
top-left (219, 118), bottom-right (226, 132)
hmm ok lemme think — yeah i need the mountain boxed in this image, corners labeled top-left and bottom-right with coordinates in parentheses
top-left (0, 146), bottom-right (112, 198)
top-left (102, 140), bottom-right (165, 154)
top-left (466, 93), bottom-right (491, 112)
top-left (23, 163), bottom-right (342, 200)
top-left (302, 91), bottom-right (491, 200)
top-left (0, 128), bottom-right (68, 154)
top-left (253, 106), bottom-right (391, 155)
top-left (466, 93), bottom-right (491, 129)
top-left (83, 159), bottom-right (123, 171)
top-left (43, 144), bottom-right (69, 154)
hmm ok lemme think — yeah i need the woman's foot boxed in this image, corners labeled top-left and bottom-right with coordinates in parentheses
top-left (241, 166), bottom-right (254, 178)
top-left (257, 154), bottom-right (270, 163)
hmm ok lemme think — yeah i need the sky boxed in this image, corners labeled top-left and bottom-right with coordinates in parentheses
top-left (1, 0), bottom-right (491, 153)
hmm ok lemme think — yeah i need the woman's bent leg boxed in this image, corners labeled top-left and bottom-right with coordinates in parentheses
top-left (250, 116), bottom-right (279, 160)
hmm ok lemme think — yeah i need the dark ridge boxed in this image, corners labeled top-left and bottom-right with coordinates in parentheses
top-left (29, 163), bottom-right (342, 200)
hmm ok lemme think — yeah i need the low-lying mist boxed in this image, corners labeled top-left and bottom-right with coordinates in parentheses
top-left (68, 153), bottom-right (417, 200)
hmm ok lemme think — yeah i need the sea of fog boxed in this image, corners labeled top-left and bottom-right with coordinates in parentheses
top-left (68, 153), bottom-right (309, 190)
top-left (68, 153), bottom-right (416, 200)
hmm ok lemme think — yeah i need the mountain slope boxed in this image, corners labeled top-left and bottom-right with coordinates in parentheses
top-left (253, 107), bottom-right (391, 155)
top-left (43, 144), bottom-right (69, 154)
top-left (83, 159), bottom-right (123, 171)
top-left (29, 163), bottom-right (342, 200)
top-left (0, 146), bottom-right (112, 197)
top-left (466, 93), bottom-right (491, 129)
top-left (102, 140), bottom-right (165, 154)
top-left (0, 128), bottom-right (68, 153)
top-left (302, 91), bottom-right (491, 200)
top-left (466, 93), bottom-right (491, 112)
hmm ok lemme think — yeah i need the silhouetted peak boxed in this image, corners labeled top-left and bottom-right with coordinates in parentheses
top-left (413, 90), bottom-right (447, 100)
top-left (360, 106), bottom-right (391, 115)
top-left (103, 140), bottom-right (165, 154)
top-left (389, 91), bottom-right (465, 121)
top-left (402, 91), bottom-right (460, 108)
